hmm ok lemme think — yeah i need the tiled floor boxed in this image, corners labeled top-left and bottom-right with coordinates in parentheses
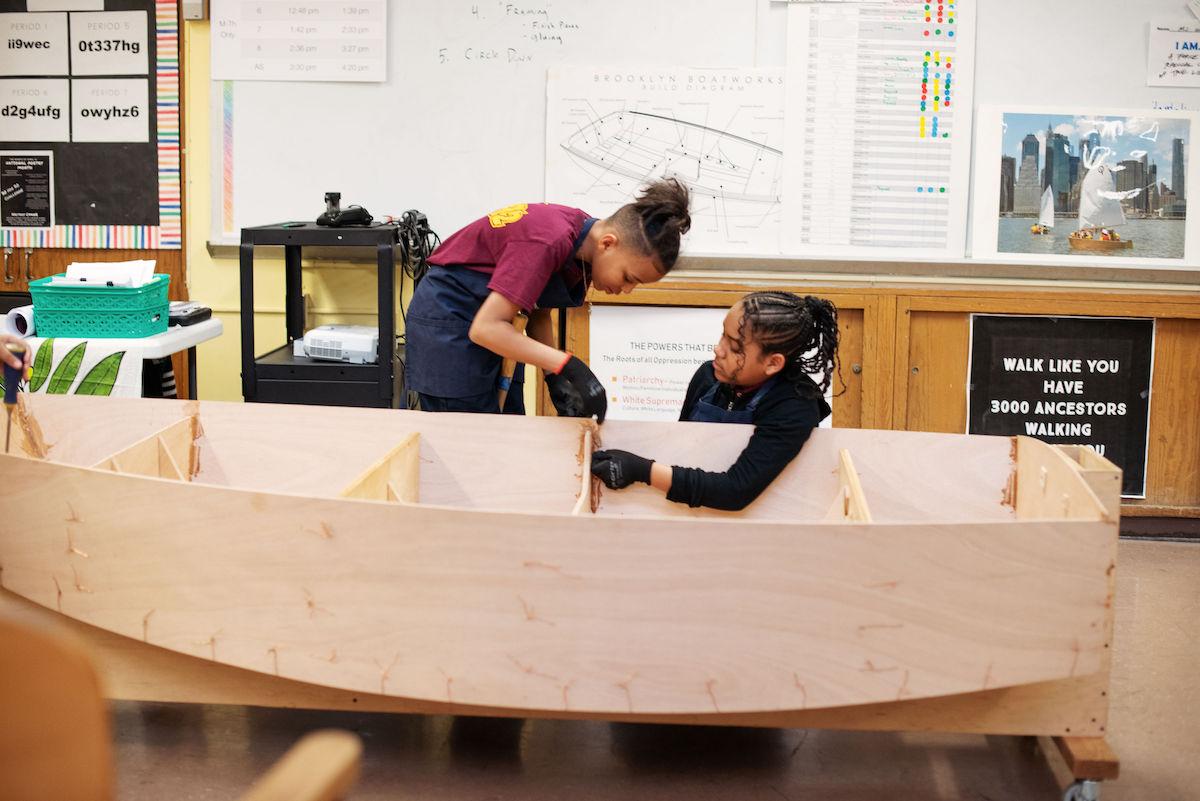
top-left (112, 539), bottom-right (1199, 801)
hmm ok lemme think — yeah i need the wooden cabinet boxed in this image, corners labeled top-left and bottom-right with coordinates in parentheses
top-left (567, 279), bottom-right (1200, 517)
top-left (1, 247), bottom-right (43, 289)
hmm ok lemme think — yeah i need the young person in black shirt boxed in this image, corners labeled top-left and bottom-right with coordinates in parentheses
top-left (590, 291), bottom-right (839, 511)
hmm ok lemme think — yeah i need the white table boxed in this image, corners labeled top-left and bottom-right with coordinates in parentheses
top-left (138, 318), bottom-right (223, 399)
top-left (29, 318), bottom-right (223, 400)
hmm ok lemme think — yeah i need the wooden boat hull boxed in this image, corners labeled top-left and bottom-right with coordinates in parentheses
top-left (0, 395), bottom-right (1120, 734)
top-left (1068, 237), bottom-right (1132, 251)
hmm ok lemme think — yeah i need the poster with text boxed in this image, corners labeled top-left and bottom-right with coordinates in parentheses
top-left (967, 315), bottom-right (1154, 497)
top-left (1, 151), bottom-right (53, 227)
top-left (590, 304), bottom-right (833, 425)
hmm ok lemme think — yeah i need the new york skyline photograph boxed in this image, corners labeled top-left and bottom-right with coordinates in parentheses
top-left (996, 112), bottom-right (1190, 259)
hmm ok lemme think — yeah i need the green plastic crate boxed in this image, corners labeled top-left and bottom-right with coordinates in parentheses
top-left (29, 273), bottom-right (170, 339)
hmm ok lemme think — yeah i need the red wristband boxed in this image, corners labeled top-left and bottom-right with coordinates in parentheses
top-left (552, 352), bottom-right (573, 375)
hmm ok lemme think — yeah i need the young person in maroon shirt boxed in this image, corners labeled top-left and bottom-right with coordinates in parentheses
top-left (405, 179), bottom-right (691, 418)
top-left (591, 292), bottom-right (841, 511)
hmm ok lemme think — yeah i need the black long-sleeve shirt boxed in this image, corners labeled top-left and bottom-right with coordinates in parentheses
top-left (667, 362), bottom-right (831, 511)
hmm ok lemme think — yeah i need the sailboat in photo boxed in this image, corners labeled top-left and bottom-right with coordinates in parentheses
top-left (1069, 163), bottom-right (1133, 251)
top-left (1031, 185), bottom-right (1054, 235)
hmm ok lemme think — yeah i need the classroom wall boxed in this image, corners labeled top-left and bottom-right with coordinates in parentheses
top-left (184, 20), bottom-right (390, 403)
top-left (183, 19), bottom-right (541, 410)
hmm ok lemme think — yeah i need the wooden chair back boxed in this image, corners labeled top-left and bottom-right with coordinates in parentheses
top-left (0, 614), bottom-right (114, 801)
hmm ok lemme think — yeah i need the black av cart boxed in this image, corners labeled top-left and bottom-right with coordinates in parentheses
top-left (239, 222), bottom-right (402, 408)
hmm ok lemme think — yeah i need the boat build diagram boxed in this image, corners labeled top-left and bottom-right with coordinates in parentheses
top-left (547, 67), bottom-right (786, 253)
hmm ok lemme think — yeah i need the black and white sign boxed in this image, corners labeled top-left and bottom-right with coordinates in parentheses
top-left (71, 77), bottom-right (148, 142)
top-left (70, 10), bottom-right (149, 76)
top-left (1, 151), bottom-right (53, 227)
top-left (0, 78), bottom-right (70, 141)
top-left (967, 315), bottom-right (1154, 498)
top-left (0, 12), bottom-right (69, 76)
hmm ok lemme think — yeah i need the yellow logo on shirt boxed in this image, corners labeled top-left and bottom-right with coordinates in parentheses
top-left (488, 203), bottom-right (529, 228)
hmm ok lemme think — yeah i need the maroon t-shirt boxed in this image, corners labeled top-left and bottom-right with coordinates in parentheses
top-left (428, 203), bottom-right (589, 312)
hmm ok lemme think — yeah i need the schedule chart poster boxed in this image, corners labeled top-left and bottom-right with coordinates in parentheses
top-left (782, 0), bottom-right (975, 258)
top-left (966, 315), bottom-right (1154, 498)
top-left (0, 0), bottom-right (180, 249)
top-left (211, 0), bottom-right (386, 82)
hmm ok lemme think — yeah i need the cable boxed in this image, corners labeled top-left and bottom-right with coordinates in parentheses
top-left (383, 210), bottom-right (440, 410)
top-left (380, 209), bottom-right (440, 331)
top-left (390, 209), bottom-right (440, 292)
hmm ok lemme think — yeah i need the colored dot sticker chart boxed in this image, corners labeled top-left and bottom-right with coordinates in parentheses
top-left (210, 1), bottom-right (387, 82)
top-left (782, 0), bottom-right (975, 258)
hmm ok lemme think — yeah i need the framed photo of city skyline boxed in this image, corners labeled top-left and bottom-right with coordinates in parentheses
top-left (972, 106), bottom-right (1200, 267)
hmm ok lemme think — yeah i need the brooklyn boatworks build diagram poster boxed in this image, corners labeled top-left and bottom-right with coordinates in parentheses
top-left (547, 66), bottom-right (785, 255)
top-left (967, 315), bottom-right (1154, 497)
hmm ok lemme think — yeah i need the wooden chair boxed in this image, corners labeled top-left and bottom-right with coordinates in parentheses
top-left (0, 614), bottom-right (362, 801)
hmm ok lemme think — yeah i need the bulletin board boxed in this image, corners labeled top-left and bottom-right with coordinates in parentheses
top-left (0, 0), bottom-right (180, 249)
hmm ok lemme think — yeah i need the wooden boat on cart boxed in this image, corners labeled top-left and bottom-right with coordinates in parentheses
top-left (0, 394), bottom-right (1121, 784)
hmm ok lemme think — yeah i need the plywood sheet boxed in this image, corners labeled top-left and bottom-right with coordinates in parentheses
top-left (594, 424), bottom-right (1017, 523)
top-left (0, 588), bottom-right (1110, 737)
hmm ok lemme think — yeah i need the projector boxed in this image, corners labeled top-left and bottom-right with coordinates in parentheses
top-left (293, 325), bottom-right (379, 364)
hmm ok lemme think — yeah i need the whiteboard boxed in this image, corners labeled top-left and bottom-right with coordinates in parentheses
top-left (973, 0), bottom-right (1200, 111)
top-left (968, 0), bottom-right (1200, 265)
top-left (210, 0), bottom-right (1200, 269)
top-left (209, 0), bottom-right (762, 244)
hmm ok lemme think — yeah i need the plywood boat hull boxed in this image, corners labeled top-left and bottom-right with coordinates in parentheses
top-left (0, 395), bottom-right (1120, 735)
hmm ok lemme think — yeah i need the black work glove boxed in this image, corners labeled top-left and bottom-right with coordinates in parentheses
top-left (545, 354), bottom-right (607, 423)
top-left (591, 449), bottom-right (653, 490)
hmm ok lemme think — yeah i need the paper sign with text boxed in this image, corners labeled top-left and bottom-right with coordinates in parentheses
top-left (967, 315), bottom-right (1154, 497)
top-left (0, 78), bottom-right (69, 141)
top-left (70, 78), bottom-right (148, 142)
top-left (0, 12), bottom-right (69, 76)
top-left (70, 10), bottom-right (149, 76)
top-left (1148, 18), bottom-right (1200, 87)
top-left (590, 304), bottom-right (834, 425)
top-left (1, 151), bottom-right (54, 228)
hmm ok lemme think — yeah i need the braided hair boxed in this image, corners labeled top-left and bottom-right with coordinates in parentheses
top-left (737, 291), bottom-right (841, 394)
top-left (608, 177), bottom-right (692, 273)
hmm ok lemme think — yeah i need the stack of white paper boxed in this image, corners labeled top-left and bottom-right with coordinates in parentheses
top-left (50, 260), bottom-right (158, 288)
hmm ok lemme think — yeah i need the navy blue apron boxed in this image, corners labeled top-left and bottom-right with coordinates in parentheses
top-left (406, 217), bottom-right (595, 409)
top-left (687, 376), bottom-right (778, 424)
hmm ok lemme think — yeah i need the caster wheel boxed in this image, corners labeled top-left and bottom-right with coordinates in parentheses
top-left (1064, 779), bottom-right (1100, 801)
